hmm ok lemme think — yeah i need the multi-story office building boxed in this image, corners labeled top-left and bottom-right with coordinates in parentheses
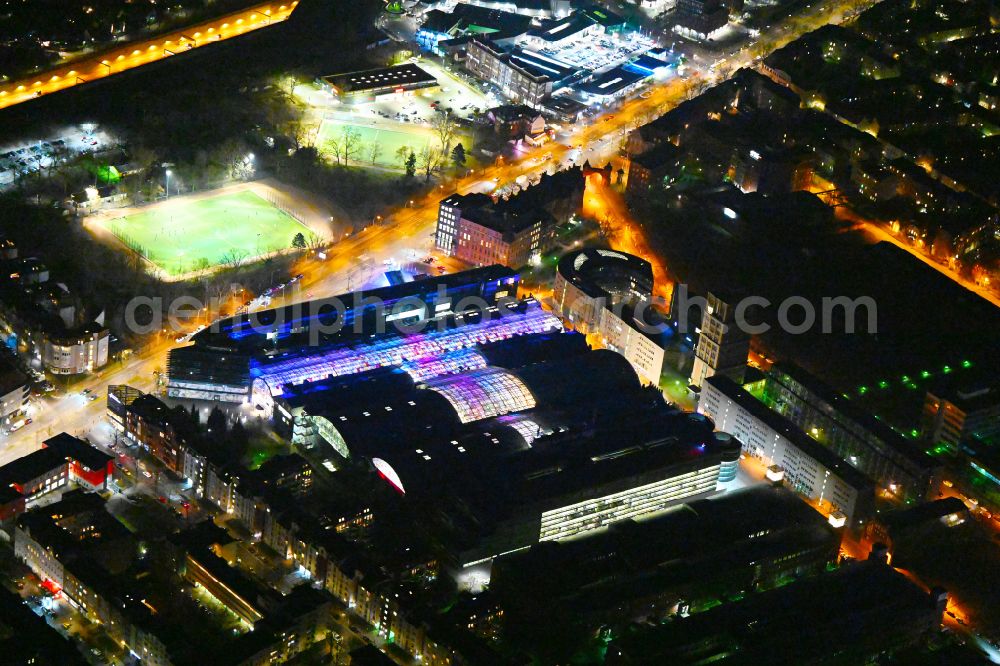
top-left (759, 363), bottom-right (938, 502)
top-left (436, 171), bottom-right (583, 266)
top-left (465, 38), bottom-right (578, 108)
top-left (922, 381), bottom-right (1000, 449)
top-left (597, 303), bottom-right (669, 386)
top-left (552, 248), bottom-right (654, 333)
top-left (491, 486), bottom-right (840, 648)
top-left (436, 192), bottom-right (553, 267)
top-left (700, 375), bottom-right (875, 528)
top-left (166, 346), bottom-right (251, 404)
top-left (689, 291), bottom-right (752, 389)
top-left (551, 248), bottom-right (664, 384)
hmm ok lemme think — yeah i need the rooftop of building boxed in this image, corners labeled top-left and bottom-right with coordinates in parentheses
top-left (876, 497), bottom-right (969, 533)
top-left (769, 363), bottom-right (937, 470)
top-left (705, 374), bottom-right (876, 491)
top-left (321, 63), bottom-right (437, 94)
top-left (607, 560), bottom-right (937, 665)
top-left (0, 433), bottom-right (110, 487)
top-left (528, 12), bottom-right (595, 42)
top-left (925, 375), bottom-right (1000, 414)
top-left (577, 66), bottom-right (646, 97)
top-left (492, 486), bottom-right (838, 614)
top-left (196, 265), bottom-right (518, 350)
top-left (422, 3), bottom-right (533, 39)
top-left (508, 46), bottom-right (579, 81)
top-left (556, 247), bottom-right (654, 300)
top-left (16, 490), bottom-right (132, 559)
top-left (0, 355), bottom-right (27, 397)
top-left (44, 432), bottom-right (113, 472)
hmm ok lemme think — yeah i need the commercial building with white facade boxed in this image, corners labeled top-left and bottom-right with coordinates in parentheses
top-left (552, 248), bottom-right (666, 384)
top-left (699, 375), bottom-right (875, 529)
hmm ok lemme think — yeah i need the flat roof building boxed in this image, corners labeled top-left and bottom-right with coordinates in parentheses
top-left (318, 64), bottom-right (438, 100)
top-left (700, 375), bottom-right (875, 529)
top-left (491, 486), bottom-right (840, 658)
top-left (276, 336), bottom-right (740, 566)
top-left (760, 363), bottom-right (939, 502)
top-left (607, 560), bottom-right (944, 665)
top-left (0, 433), bottom-right (113, 520)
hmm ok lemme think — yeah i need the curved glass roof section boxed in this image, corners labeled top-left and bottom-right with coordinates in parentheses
top-left (253, 300), bottom-right (561, 396)
top-left (401, 348), bottom-right (487, 383)
top-left (425, 367), bottom-right (536, 423)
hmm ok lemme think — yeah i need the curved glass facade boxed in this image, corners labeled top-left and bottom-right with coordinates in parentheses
top-left (426, 367), bottom-right (536, 423)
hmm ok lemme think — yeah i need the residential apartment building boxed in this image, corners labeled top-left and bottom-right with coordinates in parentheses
top-left (700, 375), bottom-right (875, 529)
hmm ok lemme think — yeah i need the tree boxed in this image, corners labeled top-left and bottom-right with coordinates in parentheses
top-left (189, 403), bottom-right (200, 424)
top-left (417, 144), bottom-right (440, 182)
top-left (450, 143), bottom-right (466, 171)
top-left (220, 248), bottom-right (250, 270)
top-left (326, 127), bottom-right (362, 165)
top-left (292, 232), bottom-right (306, 249)
top-left (432, 111), bottom-right (457, 155)
top-left (395, 145), bottom-right (412, 169)
top-left (404, 151), bottom-right (417, 178)
top-left (226, 420), bottom-right (249, 460)
top-left (367, 141), bottom-right (384, 165)
top-left (206, 406), bottom-right (228, 436)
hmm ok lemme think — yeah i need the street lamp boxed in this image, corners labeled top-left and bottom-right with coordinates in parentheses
top-left (165, 169), bottom-right (172, 198)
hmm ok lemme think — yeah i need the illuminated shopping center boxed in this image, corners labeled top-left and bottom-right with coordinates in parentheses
top-left (170, 267), bottom-right (739, 566)
top-left (271, 331), bottom-right (740, 567)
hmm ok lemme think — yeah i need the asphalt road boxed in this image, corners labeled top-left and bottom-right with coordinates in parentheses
top-left (0, 1), bottom-right (297, 111)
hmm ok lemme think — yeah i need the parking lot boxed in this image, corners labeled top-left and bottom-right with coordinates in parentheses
top-left (0, 125), bottom-right (112, 187)
top-left (536, 31), bottom-right (658, 75)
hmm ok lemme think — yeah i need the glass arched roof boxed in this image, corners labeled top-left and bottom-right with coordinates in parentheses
top-left (425, 367), bottom-right (536, 423)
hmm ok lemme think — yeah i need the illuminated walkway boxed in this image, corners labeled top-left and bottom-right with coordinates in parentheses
top-left (0, 1), bottom-right (297, 111)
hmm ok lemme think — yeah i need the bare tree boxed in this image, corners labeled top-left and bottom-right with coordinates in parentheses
top-left (326, 127), bottom-right (362, 165)
top-left (432, 112), bottom-right (457, 154)
top-left (342, 127), bottom-right (362, 164)
top-left (417, 144), bottom-right (440, 182)
top-left (220, 248), bottom-right (251, 270)
top-left (367, 141), bottom-right (384, 165)
top-left (305, 231), bottom-right (326, 250)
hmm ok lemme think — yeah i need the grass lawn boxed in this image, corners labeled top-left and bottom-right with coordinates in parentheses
top-left (103, 190), bottom-right (308, 276)
top-left (318, 120), bottom-right (470, 168)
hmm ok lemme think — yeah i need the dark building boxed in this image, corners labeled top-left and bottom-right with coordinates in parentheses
top-left (606, 560), bottom-right (945, 665)
top-left (0, 588), bottom-right (87, 665)
top-left (490, 486), bottom-right (840, 657)
top-left (274, 338), bottom-right (740, 566)
top-left (759, 363), bottom-right (939, 502)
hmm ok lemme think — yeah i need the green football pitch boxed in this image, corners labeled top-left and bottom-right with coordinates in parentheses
top-left (103, 190), bottom-right (308, 276)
